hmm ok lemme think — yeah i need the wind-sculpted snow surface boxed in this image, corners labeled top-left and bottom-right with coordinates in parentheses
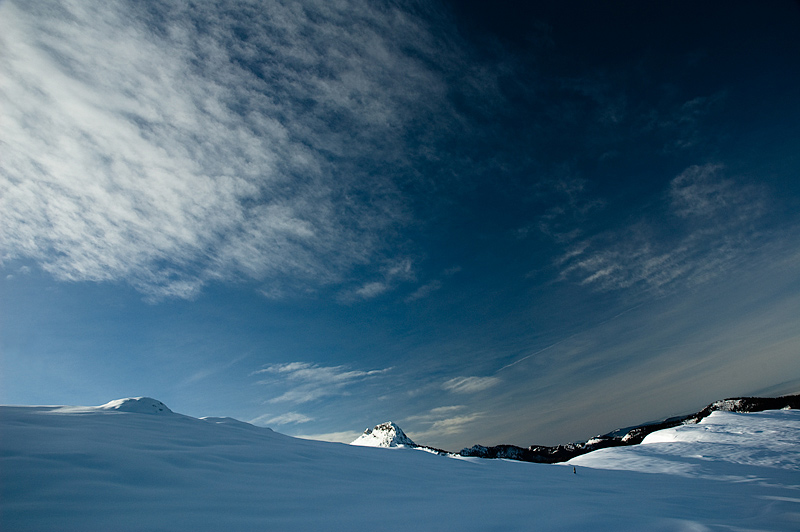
top-left (2, 399), bottom-right (799, 531)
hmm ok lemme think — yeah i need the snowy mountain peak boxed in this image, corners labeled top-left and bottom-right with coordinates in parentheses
top-left (351, 421), bottom-right (417, 448)
top-left (98, 397), bottom-right (173, 415)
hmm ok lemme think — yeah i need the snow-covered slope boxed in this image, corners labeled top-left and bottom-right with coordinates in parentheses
top-left (2, 398), bottom-right (798, 531)
top-left (460, 394), bottom-right (800, 463)
top-left (569, 408), bottom-right (800, 476)
top-left (97, 396), bottom-right (173, 414)
top-left (351, 421), bottom-right (417, 448)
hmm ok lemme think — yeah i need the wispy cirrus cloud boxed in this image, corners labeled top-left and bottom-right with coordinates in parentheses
top-left (353, 282), bottom-right (390, 300)
top-left (250, 412), bottom-right (313, 427)
top-left (252, 362), bottom-right (391, 404)
top-left (554, 163), bottom-right (770, 294)
top-left (292, 430), bottom-right (362, 444)
top-left (0, 0), bottom-right (482, 300)
top-left (402, 405), bottom-right (483, 442)
top-left (668, 164), bottom-right (765, 220)
top-left (405, 280), bottom-right (442, 302)
top-left (339, 257), bottom-right (417, 301)
top-left (403, 405), bottom-right (466, 424)
top-left (647, 93), bottom-right (727, 152)
top-left (426, 413), bottom-right (483, 435)
top-left (530, 174), bottom-right (605, 245)
top-left (442, 376), bottom-right (500, 394)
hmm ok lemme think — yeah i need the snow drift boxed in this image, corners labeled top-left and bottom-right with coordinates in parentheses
top-left (2, 398), bottom-right (798, 531)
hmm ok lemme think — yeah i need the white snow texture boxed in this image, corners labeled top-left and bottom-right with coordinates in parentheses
top-left (1, 398), bottom-right (799, 531)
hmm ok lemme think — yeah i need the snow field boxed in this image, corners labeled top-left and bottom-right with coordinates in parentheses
top-left (2, 399), bottom-right (798, 531)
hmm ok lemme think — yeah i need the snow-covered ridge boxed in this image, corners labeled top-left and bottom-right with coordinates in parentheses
top-left (351, 421), bottom-right (417, 448)
top-left (98, 397), bottom-right (173, 414)
top-left (459, 394), bottom-right (800, 463)
top-left (2, 396), bottom-right (799, 530)
top-left (28, 396), bottom-right (175, 416)
top-left (569, 409), bottom-right (800, 476)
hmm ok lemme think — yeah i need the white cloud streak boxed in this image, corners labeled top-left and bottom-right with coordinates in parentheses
top-left (555, 163), bottom-right (769, 294)
top-left (340, 257), bottom-right (417, 301)
top-left (292, 430), bottom-right (362, 444)
top-left (669, 164), bottom-right (765, 220)
top-left (253, 362), bottom-right (391, 404)
top-left (406, 405), bottom-right (466, 420)
top-left (442, 376), bottom-right (500, 394)
top-left (402, 405), bottom-right (483, 442)
top-left (354, 282), bottom-right (389, 299)
top-left (250, 412), bottom-right (313, 426)
top-left (405, 280), bottom-right (442, 302)
top-left (0, 0), bottom-right (469, 299)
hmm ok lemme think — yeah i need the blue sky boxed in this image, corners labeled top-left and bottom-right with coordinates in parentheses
top-left (2, 0), bottom-right (799, 449)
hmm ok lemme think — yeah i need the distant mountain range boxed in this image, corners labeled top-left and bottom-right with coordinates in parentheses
top-left (355, 394), bottom-right (800, 463)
